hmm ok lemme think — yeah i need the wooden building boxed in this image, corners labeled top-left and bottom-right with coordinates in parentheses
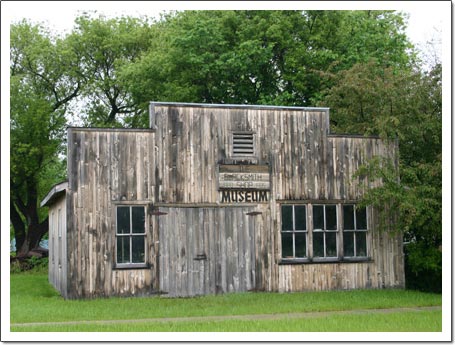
top-left (41, 102), bottom-right (404, 299)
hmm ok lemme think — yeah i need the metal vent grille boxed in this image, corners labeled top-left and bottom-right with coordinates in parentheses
top-left (233, 132), bottom-right (254, 155)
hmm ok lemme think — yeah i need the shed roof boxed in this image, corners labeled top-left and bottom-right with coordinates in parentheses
top-left (40, 181), bottom-right (68, 207)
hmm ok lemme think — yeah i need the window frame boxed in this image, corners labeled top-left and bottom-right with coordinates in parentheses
top-left (280, 205), bottom-right (308, 259)
top-left (312, 204), bottom-right (339, 260)
top-left (115, 205), bottom-right (148, 269)
top-left (342, 204), bottom-right (369, 259)
top-left (279, 202), bottom-right (370, 264)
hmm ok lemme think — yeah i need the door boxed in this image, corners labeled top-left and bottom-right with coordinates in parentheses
top-left (158, 207), bottom-right (256, 297)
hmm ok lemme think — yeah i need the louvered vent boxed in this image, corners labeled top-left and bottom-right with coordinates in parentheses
top-left (232, 132), bottom-right (254, 156)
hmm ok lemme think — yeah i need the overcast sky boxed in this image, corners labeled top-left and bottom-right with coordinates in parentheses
top-left (2, 1), bottom-right (448, 50)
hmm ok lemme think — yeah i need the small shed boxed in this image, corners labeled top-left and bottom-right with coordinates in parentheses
top-left (42, 102), bottom-right (404, 299)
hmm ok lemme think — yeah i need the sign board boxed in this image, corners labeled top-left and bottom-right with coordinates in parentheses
top-left (220, 190), bottom-right (269, 203)
top-left (218, 165), bottom-right (270, 190)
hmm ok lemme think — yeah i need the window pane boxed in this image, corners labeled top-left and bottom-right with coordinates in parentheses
top-left (117, 236), bottom-right (130, 263)
top-left (281, 232), bottom-right (293, 258)
top-left (325, 205), bottom-right (337, 230)
top-left (281, 206), bottom-right (293, 230)
top-left (313, 232), bottom-right (324, 257)
top-left (343, 205), bottom-right (355, 230)
top-left (132, 236), bottom-right (145, 263)
top-left (313, 206), bottom-right (324, 230)
top-left (294, 206), bottom-right (306, 230)
top-left (343, 232), bottom-right (354, 257)
top-left (356, 207), bottom-right (367, 230)
top-left (132, 207), bottom-right (145, 233)
top-left (117, 207), bottom-right (130, 234)
top-left (356, 232), bottom-right (367, 256)
top-left (295, 232), bottom-right (306, 258)
top-left (326, 232), bottom-right (337, 256)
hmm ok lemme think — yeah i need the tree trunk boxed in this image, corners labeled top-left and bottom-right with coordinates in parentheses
top-left (11, 201), bottom-right (26, 253)
top-left (12, 186), bottom-right (49, 258)
top-left (16, 218), bottom-right (48, 258)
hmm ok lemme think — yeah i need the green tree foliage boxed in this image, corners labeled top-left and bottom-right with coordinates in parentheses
top-left (320, 61), bottom-right (442, 292)
top-left (10, 21), bottom-right (79, 256)
top-left (122, 10), bottom-right (412, 123)
top-left (65, 14), bottom-right (154, 127)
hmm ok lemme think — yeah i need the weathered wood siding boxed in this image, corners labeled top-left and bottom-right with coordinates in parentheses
top-left (64, 104), bottom-right (404, 299)
top-left (152, 105), bottom-right (331, 203)
top-left (67, 128), bottom-right (157, 299)
top-left (156, 207), bottom-right (257, 297)
top-left (153, 104), bottom-right (404, 293)
top-left (48, 195), bottom-right (67, 298)
top-left (274, 136), bottom-right (404, 292)
top-left (277, 207), bottom-right (404, 292)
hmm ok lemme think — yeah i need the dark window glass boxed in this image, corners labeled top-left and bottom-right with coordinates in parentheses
top-left (117, 207), bottom-right (130, 234)
top-left (117, 236), bottom-right (130, 263)
top-left (356, 232), bottom-right (367, 256)
top-left (313, 206), bottom-right (324, 230)
top-left (281, 206), bottom-right (293, 230)
top-left (281, 232), bottom-right (293, 258)
top-left (132, 207), bottom-right (145, 233)
top-left (313, 232), bottom-right (324, 257)
top-left (356, 207), bottom-right (367, 230)
top-left (295, 233), bottom-right (306, 257)
top-left (343, 205), bottom-right (355, 230)
top-left (116, 206), bottom-right (146, 265)
top-left (325, 232), bottom-right (337, 256)
top-left (343, 232), bottom-right (354, 257)
top-left (294, 206), bottom-right (306, 230)
top-left (132, 236), bottom-right (145, 263)
top-left (325, 205), bottom-right (337, 230)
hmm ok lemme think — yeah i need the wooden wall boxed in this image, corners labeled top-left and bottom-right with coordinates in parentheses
top-left (156, 207), bottom-right (259, 297)
top-left (48, 195), bottom-right (67, 298)
top-left (277, 208), bottom-right (404, 292)
top-left (64, 104), bottom-right (404, 298)
top-left (67, 128), bottom-right (157, 299)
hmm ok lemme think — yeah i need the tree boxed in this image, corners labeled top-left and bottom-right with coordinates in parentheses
top-left (10, 21), bottom-right (80, 257)
top-left (121, 10), bottom-right (413, 115)
top-left (319, 60), bottom-right (442, 292)
top-left (65, 14), bottom-right (154, 127)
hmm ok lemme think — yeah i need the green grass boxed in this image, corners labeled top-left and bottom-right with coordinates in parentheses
top-left (11, 310), bottom-right (441, 332)
top-left (10, 273), bottom-right (442, 332)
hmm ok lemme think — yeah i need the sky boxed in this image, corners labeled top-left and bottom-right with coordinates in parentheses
top-left (2, 1), bottom-right (448, 50)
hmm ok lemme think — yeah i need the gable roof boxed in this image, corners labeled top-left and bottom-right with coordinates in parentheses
top-left (40, 181), bottom-right (68, 207)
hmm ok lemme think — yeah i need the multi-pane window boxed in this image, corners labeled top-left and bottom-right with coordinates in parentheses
top-left (281, 205), bottom-right (307, 258)
top-left (343, 205), bottom-right (368, 257)
top-left (116, 206), bottom-right (146, 266)
top-left (280, 203), bottom-right (369, 262)
top-left (312, 205), bottom-right (338, 258)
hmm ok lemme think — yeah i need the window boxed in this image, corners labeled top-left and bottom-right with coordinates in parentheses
top-left (232, 132), bottom-right (254, 156)
top-left (343, 205), bottom-right (368, 257)
top-left (312, 205), bottom-right (338, 258)
top-left (280, 203), bottom-right (369, 263)
top-left (116, 206), bottom-right (146, 267)
top-left (281, 205), bottom-right (307, 258)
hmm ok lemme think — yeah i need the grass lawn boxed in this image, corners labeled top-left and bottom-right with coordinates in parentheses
top-left (10, 273), bottom-right (442, 332)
